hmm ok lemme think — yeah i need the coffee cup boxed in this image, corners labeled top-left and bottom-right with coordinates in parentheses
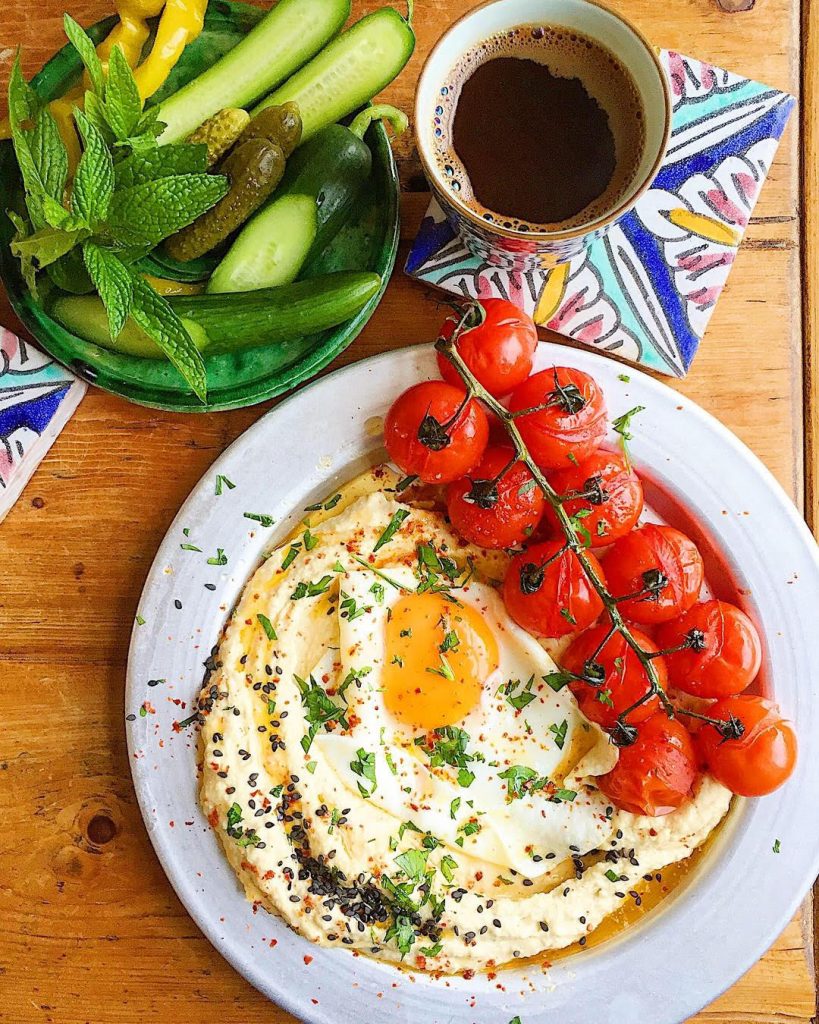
top-left (415, 0), bottom-right (671, 269)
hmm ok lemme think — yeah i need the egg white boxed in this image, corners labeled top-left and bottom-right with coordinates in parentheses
top-left (312, 567), bottom-right (614, 876)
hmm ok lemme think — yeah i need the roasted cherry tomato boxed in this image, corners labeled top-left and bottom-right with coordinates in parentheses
top-left (436, 298), bottom-right (538, 397)
top-left (502, 539), bottom-right (605, 638)
top-left (508, 367), bottom-right (608, 469)
top-left (384, 381), bottom-right (489, 484)
top-left (597, 713), bottom-right (699, 816)
top-left (563, 624), bottom-right (664, 730)
top-left (544, 449), bottom-right (643, 547)
top-left (696, 695), bottom-right (797, 797)
top-left (655, 600), bottom-right (762, 699)
top-left (603, 524), bottom-right (704, 624)
top-left (446, 445), bottom-right (545, 550)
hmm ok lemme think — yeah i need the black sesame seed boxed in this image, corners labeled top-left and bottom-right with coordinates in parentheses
top-left (174, 599), bottom-right (182, 610)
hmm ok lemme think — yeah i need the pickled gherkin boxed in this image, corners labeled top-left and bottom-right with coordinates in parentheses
top-left (164, 138), bottom-right (286, 262)
top-left (187, 108), bottom-right (251, 167)
top-left (235, 102), bottom-right (302, 157)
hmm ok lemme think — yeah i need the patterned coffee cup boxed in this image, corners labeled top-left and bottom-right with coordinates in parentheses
top-left (415, 0), bottom-right (671, 270)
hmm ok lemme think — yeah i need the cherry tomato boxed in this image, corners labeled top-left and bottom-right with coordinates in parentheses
top-left (603, 524), bottom-right (704, 624)
top-left (384, 381), bottom-right (489, 484)
top-left (563, 624), bottom-right (664, 729)
top-left (436, 298), bottom-right (538, 397)
top-left (696, 695), bottom-right (797, 797)
top-left (508, 367), bottom-right (607, 469)
top-left (446, 445), bottom-right (545, 549)
top-left (597, 713), bottom-right (699, 816)
top-left (502, 539), bottom-right (605, 638)
top-left (655, 600), bottom-right (762, 699)
top-left (544, 449), bottom-right (643, 547)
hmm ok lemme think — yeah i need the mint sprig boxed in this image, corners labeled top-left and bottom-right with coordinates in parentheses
top-left (6, 19), bottom-right (229, 402)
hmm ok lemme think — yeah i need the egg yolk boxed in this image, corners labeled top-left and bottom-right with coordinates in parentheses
top-left (383, 592), bottom-right (499, 730)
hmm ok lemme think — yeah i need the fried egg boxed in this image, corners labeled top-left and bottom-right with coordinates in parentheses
top-left (312, 566), bottom-right (614, 877)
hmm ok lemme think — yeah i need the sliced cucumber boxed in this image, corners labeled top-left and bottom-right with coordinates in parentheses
top-left (253, 9), bottom-right (415, 142)
top-left (155, 0), bottom-right (351, 144)
top-left (207, 194), bottom-right (318, 293)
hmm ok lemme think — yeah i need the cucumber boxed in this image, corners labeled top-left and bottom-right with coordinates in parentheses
top-left (51, 271), bottom-right (381, 356)
top-left (155, 0), bottom-right (351, 144)
top-left (206, 105), bottom-right (407, 293)
top-left (207, 194), bottom-right (318, 293)
top-left (252, 9), bottom-right (415, 142)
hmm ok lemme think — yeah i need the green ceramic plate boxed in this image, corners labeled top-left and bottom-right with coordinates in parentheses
top-left (0, 1), bottom-right (400, 412)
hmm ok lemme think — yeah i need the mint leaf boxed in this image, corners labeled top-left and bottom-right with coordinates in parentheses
top-left (63, 14), bottom-right (104, 96)
top-left (29, 107), bottom-right (68, 203)
top-left (129, 275), bottom-right (207, 402)
top-left (114, 143), bottom-right (208, 189)
top-left (82, 242), bottom-right (133, 340)
top-left (104, 44), bottom-right (143, 142)
top-left (7, 211), bottom-right (37, 295)
top-left (82, 91), bottom-right (114, 146)
top-left (8, 55), bottom-right (48, 229)
top-left (72, 110), bottom-right (114, 226)
top-left (394, 848), bottom-right (429, 881)
top-left (12, 225), bottom-right (86, 270)
top-left (108, 174), bottom-right (229, 246)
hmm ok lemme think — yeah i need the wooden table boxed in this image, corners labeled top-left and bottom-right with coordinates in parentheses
top-left (1, 0), bottom-right (816, 1021)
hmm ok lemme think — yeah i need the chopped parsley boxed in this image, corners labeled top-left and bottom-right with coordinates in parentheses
top-left (257, 613), bottom-right (277, 641)
top-left (206, 547), bottom-right (227, 566)
top-left (394, 848), bottom-right (429, 881)
top-left (440, 854), bottom-right (458, 882)
top-left (295, 674), bottom-right (348, 752)
top-left (373, 508), bottom-right (411, 552)
top-left (612, 405), bottom-right (646, 465)
top-left (450, 797), bottom-right (461, 820)
top-left (215, 474), bottom-right (235, 496)
top-left (180, 542), bottom-right (202, 552)
top-left (605, 868), bottom-right (619, 882)
top-left (339, 590), bottom-right (371, 621)
top-left (499, 675), bottom-right (537, 710)
top-left (281, 542), bottom-right (301, 570)
top-left (290, 575), bottom-right (333, 600)
top-left (419, 942), bottom-right (442, 958)
top-left (597, 688), bottom-right (615, 708)
top-left (304, 493), bottom-right (342, 512)
top-left (559, 607), bottom-right (577, 626)
top-left (544, 670), bottom-right (573, 692)
top-left (135, 614), bottom-right (145, 626)
top-left (552, 788), bottom-right (577, 803)
top-left (499, 764), bottom-right (549, 800)
top-left (415, 726), bottom-right (475, 787)
top-left (549, 719), bottom-right (568, 750)
top-left (224, 802), bottom-right (261, 847)
top-left (426, 653), bottom-right (455, 681)
top-left (439, 629), bottom-right (461, 654)
top-left (350, 748), bottom-right (377, 797)
top-left (243, 512), bottom-right (275, 527)
top-left (773, 839), bottom-right (781, 853)
top-left (370, 582), bottom-right (385, 604)
top-left (303, 527), bottom-right (319, 551)
top-left (617, 373), bottom-right (631, 383)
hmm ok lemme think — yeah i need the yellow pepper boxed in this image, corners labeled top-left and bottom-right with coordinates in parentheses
top-left (1, 0), bottom-right (207, 172)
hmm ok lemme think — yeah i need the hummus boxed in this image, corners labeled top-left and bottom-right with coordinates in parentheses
top-left (197, 469), bottom-right (732, 973)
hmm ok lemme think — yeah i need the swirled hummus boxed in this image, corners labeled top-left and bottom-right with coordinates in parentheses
top-left (197, 467), bottom-right (732, 973)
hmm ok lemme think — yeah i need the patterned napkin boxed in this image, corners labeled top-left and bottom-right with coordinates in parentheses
top-left (405, 51), bottom-right (795, 377)
top-left (0, 327), bottom-right (85, 522)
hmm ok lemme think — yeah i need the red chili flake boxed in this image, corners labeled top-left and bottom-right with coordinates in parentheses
top-left (169, 821), bottom-right (175, 828)
top-left (207, 809), bottom-right (219, 828)
top-left (462, 969), bottom-right (475, 980)
top-left (303, 955), bottom-right (313, 965)
top-left (269, 938), bottom-right (277, 948)
top-left (311, 999), bottom-right (319, 1005)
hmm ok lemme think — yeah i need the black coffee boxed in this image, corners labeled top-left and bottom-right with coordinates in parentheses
top-left (440, 25), bottom-right (646, 231)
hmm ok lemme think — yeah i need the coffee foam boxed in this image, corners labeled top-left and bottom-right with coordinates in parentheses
top-left (431, 24), bottom-right (647, 233)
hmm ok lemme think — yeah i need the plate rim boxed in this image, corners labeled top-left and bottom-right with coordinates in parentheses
top-left (126, 341), bottom-right (819, 1024)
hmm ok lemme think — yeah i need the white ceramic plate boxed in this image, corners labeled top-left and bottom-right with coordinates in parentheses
top-left (127, 343), bottom-right (819, 1024)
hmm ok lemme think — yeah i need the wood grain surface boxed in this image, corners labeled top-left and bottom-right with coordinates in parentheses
top-left (0, 1), bottom-right (815, 1022)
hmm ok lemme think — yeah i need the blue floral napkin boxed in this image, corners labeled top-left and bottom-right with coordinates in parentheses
top-left (405, 51), bottom-right (795, 377)
top-left (0, 327), bottom-right (85, 522)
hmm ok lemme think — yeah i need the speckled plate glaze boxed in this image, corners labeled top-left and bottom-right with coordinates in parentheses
top-left (126, 343), bottom-right (819, 1024)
